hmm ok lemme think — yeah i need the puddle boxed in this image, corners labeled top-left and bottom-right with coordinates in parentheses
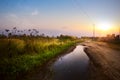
top-left (51, 45), bottom-right (89, 80)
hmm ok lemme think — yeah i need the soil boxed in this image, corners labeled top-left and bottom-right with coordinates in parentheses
top-left (21, 42), bottom-right (120, 80)
top-left (84, 41), bottom-right (120, 80)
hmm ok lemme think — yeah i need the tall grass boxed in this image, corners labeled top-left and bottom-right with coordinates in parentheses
top-left (0, 38), bottom-right (76, 79)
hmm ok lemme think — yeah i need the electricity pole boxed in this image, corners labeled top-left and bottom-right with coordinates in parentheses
top-left (93, 24), bottom-right (95, 40)
top-left (119, 26), bottom-right (120, 40)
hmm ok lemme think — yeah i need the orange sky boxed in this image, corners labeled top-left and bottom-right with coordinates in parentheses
top-left (0, 0), bottom-right (120, 37)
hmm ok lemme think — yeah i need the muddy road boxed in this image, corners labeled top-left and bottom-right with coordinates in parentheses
top-left (23, 42), bottom-right (120, 80)
top-left (84, 42), bottom-right (120, 80)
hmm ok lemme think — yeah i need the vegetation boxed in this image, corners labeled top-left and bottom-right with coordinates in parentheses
top-left (0, 28), bottom-right (79, 79)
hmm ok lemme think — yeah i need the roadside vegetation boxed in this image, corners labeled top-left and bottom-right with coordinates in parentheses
top-left (0, 28), bottom-right (81, 80)
top-left (97, 34), bottom-right (120, 50)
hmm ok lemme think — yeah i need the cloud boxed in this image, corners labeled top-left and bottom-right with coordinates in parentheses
top-left (9, 14), bottom-right (18, 18)
top-left (31, 10), bottom-right (39, 16)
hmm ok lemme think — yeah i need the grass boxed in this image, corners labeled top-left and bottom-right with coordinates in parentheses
top-left (0, 38), bottom-right (76, 79)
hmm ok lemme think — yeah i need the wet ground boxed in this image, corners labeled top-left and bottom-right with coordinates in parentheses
top-left (84, 42), bottom-right (120, 80)
top-left (51, 45), bottom-right (89, 80)
top-left (23, 42), bottom-right (120, 80)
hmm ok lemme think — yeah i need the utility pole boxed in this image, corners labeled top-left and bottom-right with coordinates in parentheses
top-left (119, 26), bottom-right (120, 40)
top-left (93, 24), bottom-right (95, 40)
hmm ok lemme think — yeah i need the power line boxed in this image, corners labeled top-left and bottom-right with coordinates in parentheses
top-left (72, 0), bottom-right (95, 24)
top-left (72, 0), bottom-right (96, 38)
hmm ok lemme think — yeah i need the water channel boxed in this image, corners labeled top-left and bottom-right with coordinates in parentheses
top-left (51, 45), bottom-right (90, 80)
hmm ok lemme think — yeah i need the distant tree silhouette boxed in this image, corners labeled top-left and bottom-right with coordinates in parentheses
top-left (5, 29), bottom-right (9, 32)
top-left (12, 27), bottom-right (17, 36)
top-left (8, 33), bottom-right (12, 38)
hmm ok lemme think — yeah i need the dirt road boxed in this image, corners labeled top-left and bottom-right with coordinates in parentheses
top-left (21, 42), bottom-right (120, 80)
top-left (84, 42), bottom-right (120, 80)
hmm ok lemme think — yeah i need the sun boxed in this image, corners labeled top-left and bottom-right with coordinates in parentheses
top-left (99, 26), bottom-right (110, 30)
top-left (97, 22), bottom-right (112, 31)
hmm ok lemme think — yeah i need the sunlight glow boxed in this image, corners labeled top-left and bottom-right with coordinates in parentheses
top-left (97, 22), bottom-right (112, 31)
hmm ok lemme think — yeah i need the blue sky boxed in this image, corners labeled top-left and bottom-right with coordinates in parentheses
top-left (0, 0), bottom-right (120, 37)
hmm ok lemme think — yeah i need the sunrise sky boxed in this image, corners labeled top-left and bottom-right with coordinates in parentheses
top-left (0, 0), bottom-right (120, 37)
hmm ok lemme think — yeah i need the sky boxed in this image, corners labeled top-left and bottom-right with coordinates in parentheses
top-left (0, 0), bottom-right (120, 37)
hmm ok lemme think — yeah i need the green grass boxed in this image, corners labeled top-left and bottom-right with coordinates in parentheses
top-left (0, 38), bottom-right (76, 79)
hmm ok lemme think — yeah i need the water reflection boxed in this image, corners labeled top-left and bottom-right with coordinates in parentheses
top-left (51, 45), bottom-right (89, 80)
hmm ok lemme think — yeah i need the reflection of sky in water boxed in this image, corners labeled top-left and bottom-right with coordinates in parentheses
top-left (52, 45), bottom-right (89, 80)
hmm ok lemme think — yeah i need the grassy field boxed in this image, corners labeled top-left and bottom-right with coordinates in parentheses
top-left (0, 37), bottom-right (78, 79)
